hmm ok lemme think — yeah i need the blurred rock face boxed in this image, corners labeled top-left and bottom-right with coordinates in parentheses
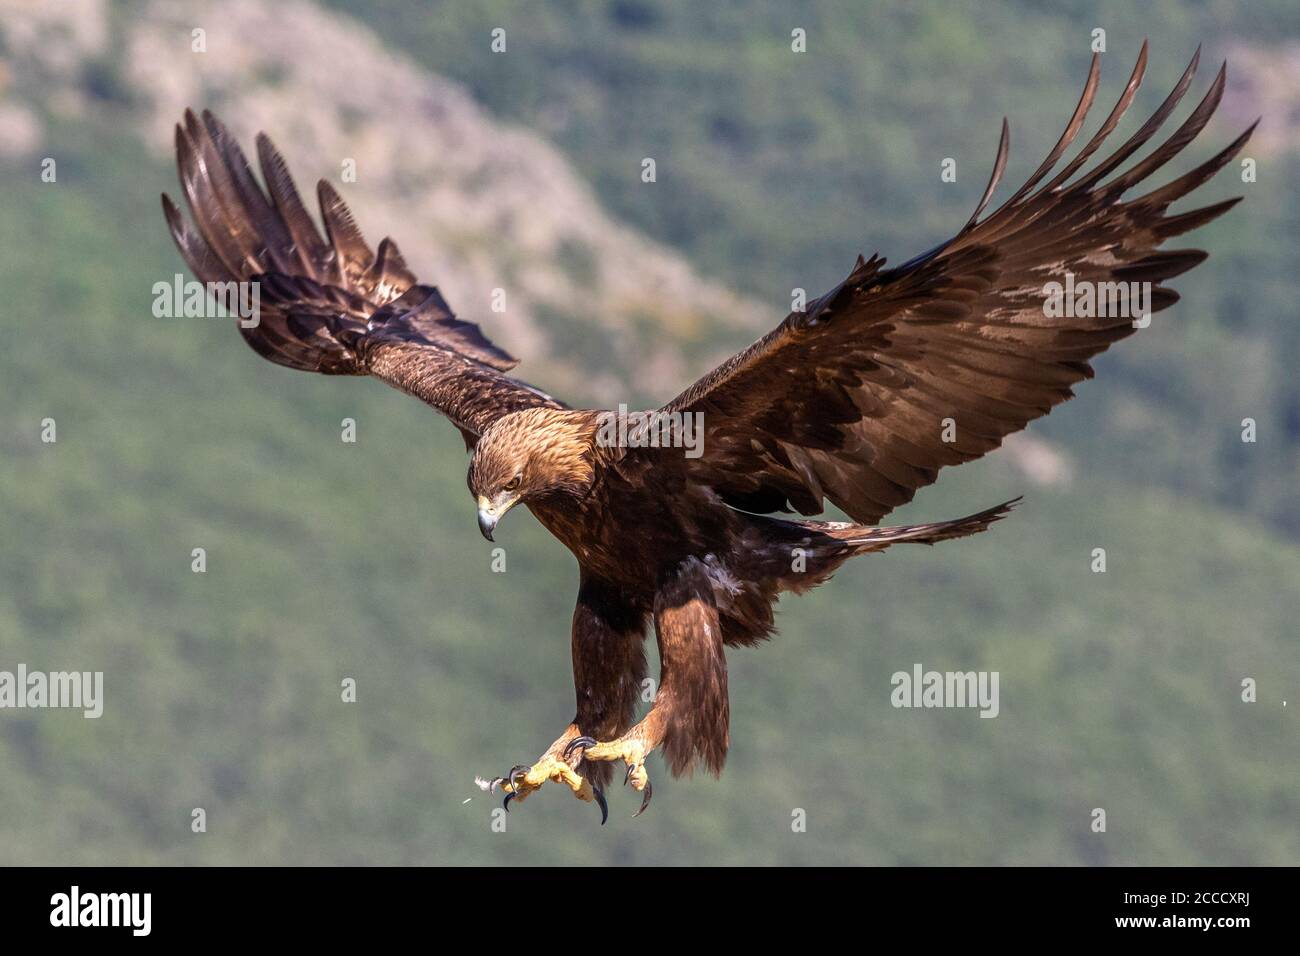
top-left (0, 0), bottom-right (764, 405)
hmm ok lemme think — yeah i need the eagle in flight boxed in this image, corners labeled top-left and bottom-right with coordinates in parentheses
top-left (163, 44), bottom-right (1251, 822)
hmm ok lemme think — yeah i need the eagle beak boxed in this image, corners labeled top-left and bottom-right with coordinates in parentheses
top-left (476, 494), bottom-right (517, 542)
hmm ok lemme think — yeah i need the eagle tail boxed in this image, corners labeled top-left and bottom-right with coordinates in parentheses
top-left (756, 497), bottom-right (1020, 606)
top-left (829, 497), bottom-right (1021, 553)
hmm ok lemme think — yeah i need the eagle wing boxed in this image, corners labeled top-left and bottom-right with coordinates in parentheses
top-left (632, 45), bottom-right (1254, 523)
top-left (162, 109), bottom-right (561, 445)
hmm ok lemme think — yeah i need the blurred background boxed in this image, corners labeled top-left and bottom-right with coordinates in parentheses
top-left (0, 0), bottom-right (1296, 865)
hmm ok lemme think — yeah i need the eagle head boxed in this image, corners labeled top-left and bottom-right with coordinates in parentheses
top-left (467, 408), bottom-right (596, 540)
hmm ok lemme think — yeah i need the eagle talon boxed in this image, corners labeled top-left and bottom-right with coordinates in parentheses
top-left (487, 749), bottom-right (596, 814)
top-left (621, 761), bottom-right (648, 791)
top-left (567, 735), bottom-right (652, 813)
top-left (508, 764), bottom-right (530, 793)
top-left (632, 779), bottom-right (653, 817)
top-left (562, 735), bottom-right (598, 761)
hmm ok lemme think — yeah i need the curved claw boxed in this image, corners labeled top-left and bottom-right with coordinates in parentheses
top-left (592, 785), bottom-right (609, 825)
top-left (508, 764), bottom-right (529, 794)
top-left (502, 791), bottom-right (516, 813)
top-left (562, 735), bottom-right (598, 762)
top-left (632, 779), bottom-right (653, 818)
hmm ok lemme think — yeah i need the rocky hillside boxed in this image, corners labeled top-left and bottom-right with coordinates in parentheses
top-left (0, 0), bottom-right (764, 402)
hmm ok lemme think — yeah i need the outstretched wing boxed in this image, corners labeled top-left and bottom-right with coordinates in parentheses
top-left (161, 109), bottom-right (560, 444)
top-left (634, 44), bottom-right (1253, 523)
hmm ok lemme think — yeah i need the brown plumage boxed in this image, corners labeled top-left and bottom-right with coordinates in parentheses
top-left (162, 44), bottom-right (1253, 819)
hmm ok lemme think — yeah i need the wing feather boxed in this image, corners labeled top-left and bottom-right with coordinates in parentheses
top-left (634, 49), bottom-right (1253, 524)
top-left (163, 110), bottom-right (559, 442)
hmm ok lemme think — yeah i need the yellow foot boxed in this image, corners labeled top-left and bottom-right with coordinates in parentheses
top-left (563, 735), bottom-right (653, 817)
top-left (480, 754), bottom-right (608, 824)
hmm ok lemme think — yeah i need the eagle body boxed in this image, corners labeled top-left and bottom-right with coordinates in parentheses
top-left (494, 407), bottom-right (1005, 645)
top-left (162, 43), bottom-right (1253, 819)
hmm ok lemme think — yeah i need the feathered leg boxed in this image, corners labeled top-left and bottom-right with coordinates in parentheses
top-left (565, 558), bottom-right (729, 817)
top-left (482, 575), bottom-right (647, 823)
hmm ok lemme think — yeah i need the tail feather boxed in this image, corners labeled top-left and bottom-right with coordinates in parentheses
top-left (823, 496), bottom-right (1021, 553)
top-left (754, 496), bottom-right (1021, 607)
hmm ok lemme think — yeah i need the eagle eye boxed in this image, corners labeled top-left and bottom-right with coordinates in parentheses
top-left (503, 475), bottom-right (521, 493)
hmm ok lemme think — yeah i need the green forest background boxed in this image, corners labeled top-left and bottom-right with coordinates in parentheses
top-left (0, 0), bottom-right (1296, 864)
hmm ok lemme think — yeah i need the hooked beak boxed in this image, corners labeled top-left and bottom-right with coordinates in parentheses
top-left (477, 507), bottom-right (496, 541)
top-left (476, 494), bottom-right (517, 542)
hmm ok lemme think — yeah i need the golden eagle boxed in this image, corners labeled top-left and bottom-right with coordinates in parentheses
top-left (163, 44), bottom-right (1252, 822)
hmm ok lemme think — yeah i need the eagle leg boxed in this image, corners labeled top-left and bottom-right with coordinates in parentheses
top-left (563, 558), bottom-right (730, 817)
top-left (477, 575), bottom-right (649, 823)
